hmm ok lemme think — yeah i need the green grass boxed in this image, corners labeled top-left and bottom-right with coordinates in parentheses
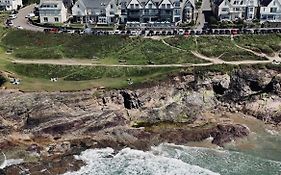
top-left (2, 30), bottom-right (207, 64)
top-left (234, 34), bottom-right (281, 56)
top-left (2, 30), bottom-right (130, 59)
top-left (7, 63), bottom-right (179, 81)
top-left (110, 38), bottom-right (206, 64)
top-left (164, 36), bottom-right (196, 50)
top-left (165, 36), bottom-right (267, 61)
top-left (3, 63), bottom-right (182, 91)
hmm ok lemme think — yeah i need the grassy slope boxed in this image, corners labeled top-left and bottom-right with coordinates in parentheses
top-left (5, 63), bottom-right (181, 91)
top-left (0, 27), bottom-right (280, 91)
top-left (234, 34), bottom-right (281, 56)
top-left (165, 36), bottom-right (267, 61)
top-left (2, 30), bottom-right (207, 64)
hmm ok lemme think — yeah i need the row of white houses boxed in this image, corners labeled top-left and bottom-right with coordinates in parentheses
top-left (212, 0), bottom-right (281, 22)
top-left (38, 0), bottom-right (196, 24)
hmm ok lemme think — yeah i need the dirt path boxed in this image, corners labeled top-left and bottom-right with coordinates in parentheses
top-left (11, 59), bottom-right (214, 67)
top-left (10, 38), bottom-right (277, 68)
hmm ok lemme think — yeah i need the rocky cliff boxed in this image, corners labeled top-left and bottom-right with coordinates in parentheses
top-left (1, 68), bottom-right (281, 174)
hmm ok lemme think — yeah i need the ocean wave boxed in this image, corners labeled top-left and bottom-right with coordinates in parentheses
top-left (63, 147), bottom-right (220, 175)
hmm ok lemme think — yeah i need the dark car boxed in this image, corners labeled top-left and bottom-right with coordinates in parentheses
top-left (267, 29), bottom-right (274, 33)
top-left (140, 30), bottom-right (146, 35)
top-left (260, 29), bottom-right (267, 34)
top-left (161, 30), bottom-right (166, 35)
top-left (253, 29), bottom-right (260, 34)
top-left (219, 30), bottom-right (225, 35)
top-left (43, 28), bottom-right (51, 33)
top-left (213, 30), bottom-right (219, 34)
top-left (196, 30), bottom-right (201, 35)
top-left (190, 30), bottom-right (195, 35)
top-left (148, 30), bottom-right (154, 36)
top-left (201, 30), bottom-right (207, 35)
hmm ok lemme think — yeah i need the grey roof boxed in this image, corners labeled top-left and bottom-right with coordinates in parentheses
top-left (260, 0), bottom-right (273, 6)
top-left (80, 0), bottom-right (112, 9)
top-left (39, 0), bottom-right (64, 9)
top-left (213, 0), bottom-right (224, 6)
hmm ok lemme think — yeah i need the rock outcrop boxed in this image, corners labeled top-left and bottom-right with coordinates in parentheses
top-left (1, 67), bottom-right (281, 174)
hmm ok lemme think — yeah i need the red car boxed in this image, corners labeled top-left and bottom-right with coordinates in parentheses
top-left (231, 29), bottom-right (238, 35)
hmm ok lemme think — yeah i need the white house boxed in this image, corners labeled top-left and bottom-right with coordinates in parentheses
top-left (71, 0), bottom-right (118, 24)
top-left (39, 0), bottom-right (68, 23)
top-left (260, 0), bottom-right (281, 22)
top-left (211, 0), bottom-right (259, 21)
top-left (0, 0), bottom-right (22, 11)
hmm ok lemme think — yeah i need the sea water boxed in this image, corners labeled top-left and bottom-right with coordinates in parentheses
top-left (63, 136), bottom-right (281, 175)
top-left (63, 124), bottom-right (281, 175)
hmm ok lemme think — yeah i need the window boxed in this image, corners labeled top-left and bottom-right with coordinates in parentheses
top-left (144, 9), bottom-right (149, 14)
top-left (148, 3), bottom-right (152, 8)
top-left (233, 1), bottom-right (238, 5)
top-left (167, 4), bottom-right (171, 8)
top-left (161, 4), bottom-right (165, 8)
top-left (270, 7), bottom-right (277, 12)
top-left (54, 17), bottom-right (59, 22)
top-left (110, 4), bottom-right (113, 8)
top-left (273, 1), bottom-right (276, 5)
top-left (135, 4), bottom-right (139, 8)
top-left (54, 4), bottom-right (57, 7)
top-left (249, 7), bottom-right (253, 12)
top-left (240, 1), bottom-right (243, 5)
top-left (43, 17), bottom-right (48, 22)
top-left (77, 4), bottom-right (79, 7)
top-left (130, 4), bottom-right (133, 8)
top-left (222, 8), bottom-right (228, 12)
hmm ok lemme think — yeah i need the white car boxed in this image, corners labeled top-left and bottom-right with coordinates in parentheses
top-left (16, 26), bottom-right (23, 30)
top-left (25, 13), bottom-right (35, 18)
top-left (9, 14), bottom-right (17, 19)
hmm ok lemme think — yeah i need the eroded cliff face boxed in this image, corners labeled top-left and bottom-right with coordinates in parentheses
top-left (1, 68), bottom-right (281, 174)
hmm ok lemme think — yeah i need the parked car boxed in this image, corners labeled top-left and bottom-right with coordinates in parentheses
top-left (25, 13), bottom-right (35, 18)
top-left (196, 30), bottom-right (201, 35)
top-left (231, 29), bottom-right (238, 35)
top-left (43, 28), bottom-right (51, 33)
top-left (9, 14), bottom-right (17, 19)
top-left (16, 26), bottom-right (23, 30)
top-left (178, 29), bottom-right (184, 35)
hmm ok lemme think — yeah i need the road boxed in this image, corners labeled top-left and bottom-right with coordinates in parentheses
top-left (196, 0), bottom-right (212, 30)
top-left (12, 4), bottom-right (44, 31)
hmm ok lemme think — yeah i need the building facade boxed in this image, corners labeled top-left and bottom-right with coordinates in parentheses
top-left (0, 0), bottom-right (22, 11)
top-left (71, 0), bottom-right (119, 24)
top-left (122, 0), bottom-right (194, 23)
top-left (211, 0), bottom-right (259, 21)
top-left (39, 0), bottom-right (68, 23)
top-left (260, 0), bottom-right (281, 22)
top-left (71, 0), bottom-right (195, 24)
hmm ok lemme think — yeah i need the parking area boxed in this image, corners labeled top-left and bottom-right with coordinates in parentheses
top-left (45, 27), bottom-right (281, 37)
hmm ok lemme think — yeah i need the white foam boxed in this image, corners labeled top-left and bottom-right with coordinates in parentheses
top-left (64, 147), bottom-right (220, 175)
top-left (265, 129), bottom-right (279, 136)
